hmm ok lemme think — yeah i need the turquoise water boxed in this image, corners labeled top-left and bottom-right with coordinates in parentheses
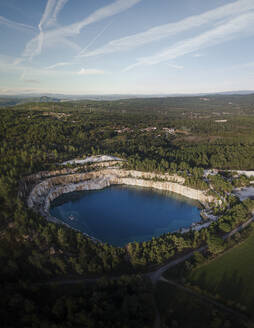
top-left (50, 185), bottom-right (201, 247)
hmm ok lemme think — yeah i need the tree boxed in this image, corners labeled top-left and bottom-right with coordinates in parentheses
top-left (208, 236), bottom-right (225, 255)
top-left (57, 228), bottom-right (68, 247)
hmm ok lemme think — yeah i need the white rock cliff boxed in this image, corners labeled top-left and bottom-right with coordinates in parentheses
top-left (27, 168), bottom-right (215, 222)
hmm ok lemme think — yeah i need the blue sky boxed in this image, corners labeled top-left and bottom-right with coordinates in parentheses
top-left (0, 0), bottom-right (254, 95)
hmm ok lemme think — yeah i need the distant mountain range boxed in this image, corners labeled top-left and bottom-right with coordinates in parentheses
top-left (0, 95), bottom-right (60, 107)
top-left (0, 90), bottom-right (254, 106)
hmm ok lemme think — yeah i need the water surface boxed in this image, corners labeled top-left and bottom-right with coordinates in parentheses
top-left (50, 185), bottom-right (201, 246)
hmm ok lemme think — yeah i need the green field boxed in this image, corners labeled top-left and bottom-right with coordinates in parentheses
top-left (188, 229), bottom-right (254, 313)
top-left (155, 281), bottom-right (248, 328)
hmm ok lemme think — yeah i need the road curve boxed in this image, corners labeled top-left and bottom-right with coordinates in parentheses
top-left (40, 217), bottom-right (254, 287)
top-left (147, 216), bottom-right (254, 284)
top-left (37, 217), bottom-right (253, 328)
top-left (147, 246), bottom-right (207, 284)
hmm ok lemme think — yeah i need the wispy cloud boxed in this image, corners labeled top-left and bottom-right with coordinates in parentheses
top-left (13, 58), bottom-right (24, 65)
top-left (47, 37), bottom-right (81, 52)
top-left (23, 0), bottom-right (142, 60)
top-left (33, 0), bottom-right (57, 59)
top-left (167, 63), bottom-right (184, 70)
top-left (38, 0), bottom-right (57, 31)
top-left (0, 55), bottom-right (26, 70)
top-left (0, 55), bottom-right (72, 78)
top-left (46, 62), bottom-right (73, 69)
top-left (34, 0), bottom-right (70, 59)
top-left (0, 87), bottom-right (47, 95)
top-left (46, 0), bottom-right (69, 27)
top-left (124, 11), bottom-right (254, 71)
top-left (78, 21), bottom-right (113, 57)
top-left (0, 15), bottom-right (35, 31)
top-left (23, 79), bottom-right (41, 84)
top-left (68, 0), bottom-right (141, 34)
top-left (80, 0), bottom-right (254, 58)
top-left (77, 68), bottom-right (105, 75)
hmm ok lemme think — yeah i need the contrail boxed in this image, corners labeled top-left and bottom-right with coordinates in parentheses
top-left (78, 21), bottom-right (114, 56)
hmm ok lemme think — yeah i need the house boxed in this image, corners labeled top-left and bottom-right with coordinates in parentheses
top-left (141, 127), bottom-right (157, 132)
top-left (163, 128), bottom-right (175, 135)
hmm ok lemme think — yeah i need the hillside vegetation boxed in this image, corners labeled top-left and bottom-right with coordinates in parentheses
top-left (1, 95), bottom-right (254, 327)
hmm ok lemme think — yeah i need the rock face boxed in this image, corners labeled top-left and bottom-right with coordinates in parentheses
top-left (231, 170), bottom-right (254, 178)
top-left (22, 161), bottom-right (121, 182)
top-left (61, 155), bottom-right (123, 166)
top-left (233, 186), bottom-right (254, 201)
top-left (27, 168), bottom-right (215, 222)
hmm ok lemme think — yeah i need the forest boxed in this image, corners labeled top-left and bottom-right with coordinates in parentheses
top-left (1, 95), bottom-right (254, 327)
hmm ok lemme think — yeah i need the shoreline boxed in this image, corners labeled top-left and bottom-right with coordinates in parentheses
top-left (50, 184), bottom-right (204, 245)
top-left (25, 167), bottom-right (218, 245)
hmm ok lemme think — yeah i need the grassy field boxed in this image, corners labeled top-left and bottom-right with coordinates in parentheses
top-left (155, 281), bottom-right (248, 328)
top-left (188, 229), bottom-right (254, 313)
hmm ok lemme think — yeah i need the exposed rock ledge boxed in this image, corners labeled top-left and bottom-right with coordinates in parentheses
top-left (61, 155), bottom-right (123, 166)
top-left (27, 168), bottom-right (215, 223)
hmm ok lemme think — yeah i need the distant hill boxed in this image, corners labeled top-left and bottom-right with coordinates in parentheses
top-left (0, 96), bottom-right (60, 107)
top-left (1, 91), bottom-right (254, 108)
top-left (1, 90), bottom-right (254, 104)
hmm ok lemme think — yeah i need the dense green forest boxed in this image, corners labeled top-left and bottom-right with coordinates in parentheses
top-left (2, 275), bottom-right (155, 328)
top-left (1, 95), bottom-right (254, 327)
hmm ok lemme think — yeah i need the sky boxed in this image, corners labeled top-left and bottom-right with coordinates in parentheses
top-left (0, 0), bottom-right (254, 95)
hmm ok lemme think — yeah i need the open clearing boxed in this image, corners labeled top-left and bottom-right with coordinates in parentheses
top-left (188, 228), bottom-right (254, 313)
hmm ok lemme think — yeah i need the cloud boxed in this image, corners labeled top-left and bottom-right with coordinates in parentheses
top-left (124, 11), bottom-right (254, 71)
top-left (70, 0), bottom-right (141, 34)
top-left (49, 37), bottom-right (81, 51)
top-left (46, 62), bottom-right (72, 69)
top-left (0, 55), bottom-right (25, 70)
top-left (0, 55), bottom-right (73, 79)
top-left (0, 87), bottom-right (49, 95)
top-left (13, 57), bottom-right (25, 65)
top-left (38, 0), bottom-right (71, 58)
top-left (0, 15), bottom-right (35, 31)
top-left (46, 0), bottom-right (69, 27)
top-left (38, 0), bottom-right (57, 31)
top-left (23, 79), bottom-right (41, 84)
top-left (35, 0), bottom-right (57, 59)
top-left (167, 63), bottom-right (184, 70)
top-left (23, 0), bottom-right (142, 59)
top-left (25, 0), bottom-right (70, 60)
top-left (77, 68), bottom-right (105, 75)
top-left (78, 21), bottom-right (113, 56)
top-left (80, 0), bottom-right (254, 58)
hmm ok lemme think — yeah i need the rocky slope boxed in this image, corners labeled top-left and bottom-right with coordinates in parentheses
top-left (26, 168), bottom-right (215, 223)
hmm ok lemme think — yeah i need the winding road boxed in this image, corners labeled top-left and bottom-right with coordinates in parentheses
top-left (46, 217), bottom-right (254, 287)
top-left (147, 246), bottom-right (207, 284)
top-left (39, 217), bottom-right (254, 328)
top-left (148, 216), bottom-right (254, 284)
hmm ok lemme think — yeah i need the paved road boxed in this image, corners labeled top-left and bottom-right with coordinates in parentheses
top-left (147, 246), bottom-right (207, 284)
top-left (39, 217), bottom-right (253, 328)
top-left (148, 216), bottom-right (254, 284)
top-left (223, 217), bottom-right (253, 240)
top-left (41, 217), bottom-right (254, 288)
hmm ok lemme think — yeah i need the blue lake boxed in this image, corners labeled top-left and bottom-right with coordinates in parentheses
top-left (50, 185), bottom-right (201, 247)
